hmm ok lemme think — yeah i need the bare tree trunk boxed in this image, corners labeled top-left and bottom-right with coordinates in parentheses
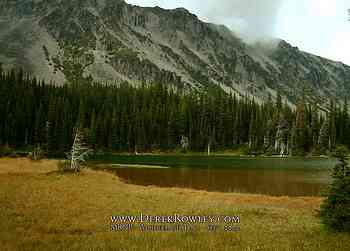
top-left (69, 129), bottom-right (91, 172)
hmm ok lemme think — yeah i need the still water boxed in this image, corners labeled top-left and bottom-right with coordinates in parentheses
top-left (94, 155), bottom-right (336, 197)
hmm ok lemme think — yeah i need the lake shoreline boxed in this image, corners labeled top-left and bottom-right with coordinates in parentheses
top-left (89, 156), bottom-right (335, 197)
top-left (91, 151), bottom-right (334, 160)
top-left (1, 157), bottom-right (349, 250)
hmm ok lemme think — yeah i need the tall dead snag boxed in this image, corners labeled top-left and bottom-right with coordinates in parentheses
top-left (180, 136), bottom-right (189, 152)
top-left (69, 128), bottom-right (91, 172)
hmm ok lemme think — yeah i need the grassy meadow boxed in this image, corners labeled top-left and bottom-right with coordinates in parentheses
top-left (0, 158), bottom-right (349, 251)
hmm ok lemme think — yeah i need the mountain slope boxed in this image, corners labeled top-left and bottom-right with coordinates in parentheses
top-left (1, 0), bottom-right (349, 105)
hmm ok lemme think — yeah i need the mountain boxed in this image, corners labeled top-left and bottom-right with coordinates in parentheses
top-left (1, 0), bottom-right (350, 106)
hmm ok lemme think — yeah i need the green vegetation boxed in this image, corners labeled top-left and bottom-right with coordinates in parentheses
top-left (0, 69), bottom-right (350, 157)
top-left (320, 146), bottom-right (350, 232)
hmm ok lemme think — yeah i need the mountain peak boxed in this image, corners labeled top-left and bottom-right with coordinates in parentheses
top-left (0, 1), bottom-right (349, 106)
top-left (174, 7), bottom-right (191, 14)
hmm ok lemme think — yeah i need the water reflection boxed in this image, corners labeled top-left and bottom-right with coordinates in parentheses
top-left (109, 166), bottom-right (332, 196)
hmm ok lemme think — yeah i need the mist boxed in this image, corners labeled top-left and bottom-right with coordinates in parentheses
top-left (198, 0), bottom-right (284, 43)
top-left (127, 0), bottom-right (284, 44)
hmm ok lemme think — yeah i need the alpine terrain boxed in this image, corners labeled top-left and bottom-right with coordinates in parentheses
top-left (1, 0), bottom-right (350, 106)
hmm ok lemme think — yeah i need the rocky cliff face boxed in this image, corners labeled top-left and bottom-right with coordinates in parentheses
top-left (1, 0), bottom-right (349, 106)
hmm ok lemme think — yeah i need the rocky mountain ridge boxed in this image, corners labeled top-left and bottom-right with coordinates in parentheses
top-left (0, 0), bottom-right (349, 106)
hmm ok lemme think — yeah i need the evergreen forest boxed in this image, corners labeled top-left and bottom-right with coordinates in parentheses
top-left (1, 68), bottom-right (350, 157)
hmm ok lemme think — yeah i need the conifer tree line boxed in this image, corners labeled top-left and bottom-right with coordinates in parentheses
top-left (1, 68), bottom-right (350, 157)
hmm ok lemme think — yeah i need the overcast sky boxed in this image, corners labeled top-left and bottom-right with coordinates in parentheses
top-left (126, 0), bottom-right (350, 65)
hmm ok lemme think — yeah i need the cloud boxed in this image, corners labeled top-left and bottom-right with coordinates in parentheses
top-left (198, 0), bottom-right (284, 43)
top-left (311, 0), bottom-right (338, 17)
top-left (126, 0), bottom-right (284, 43)
top-left (328, 31), bottom-right (350, 65)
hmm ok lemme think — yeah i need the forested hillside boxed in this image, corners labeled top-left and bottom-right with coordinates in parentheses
top-left (1, 68), bottom-right (350, 157)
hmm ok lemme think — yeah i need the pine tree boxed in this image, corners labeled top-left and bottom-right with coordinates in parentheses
top-left (311, 104), bottom-right (320, 152)
top-left (320, 146), bottom-right (350, 232)
top-left (263, 119), bottom-right (274, 152)
top-left (290, 123), bottom-right (298, 156)
top-left (318, 117), bottom-right (330, 154)
top-left (329, 100), bottom-right (337, 151)
top-left (274, 114), bottom-right (289, 156)
top-left (276, 91), bottom-right (283, 112)
top-left (33, 104), bottom-right (45, 146)
top-left (293, 99), bottom-right (308, 155)
top-left (46, 97), bottom-right (57, 155)
top-left (341, 101), bottom-right (349, 147)
top-left (248, 111), bottom-right (258, 153)
top-left (88, 110), bottom-right (97, 149)
top-left (110, 108), bottom-right (120, 150)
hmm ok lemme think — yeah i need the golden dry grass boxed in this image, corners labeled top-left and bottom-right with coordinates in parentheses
top-left (0, 158), bottom-right (349, 251)
top-left (0, 158), bottom-right (57, 174)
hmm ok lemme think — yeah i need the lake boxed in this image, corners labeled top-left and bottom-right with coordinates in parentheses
top-left (92, 155), bottom-right (337, 197)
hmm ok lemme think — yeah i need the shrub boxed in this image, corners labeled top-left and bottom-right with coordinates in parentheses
top-left (320, 145), bottom-right (350, 232)
top-left (28, 145), bottom-right (45, 161)
top-left (0, 144), bottom-right (13, 157)
top-left (241, 145), bottom-right (252, 156)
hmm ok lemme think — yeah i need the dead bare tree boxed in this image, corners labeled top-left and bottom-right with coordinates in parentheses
top-left (207, 137), bottom-right (212, 156)
top-left (68, 128), bottom-right (91, 172)
top-left (180, 136), bottom-right (189, 152)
